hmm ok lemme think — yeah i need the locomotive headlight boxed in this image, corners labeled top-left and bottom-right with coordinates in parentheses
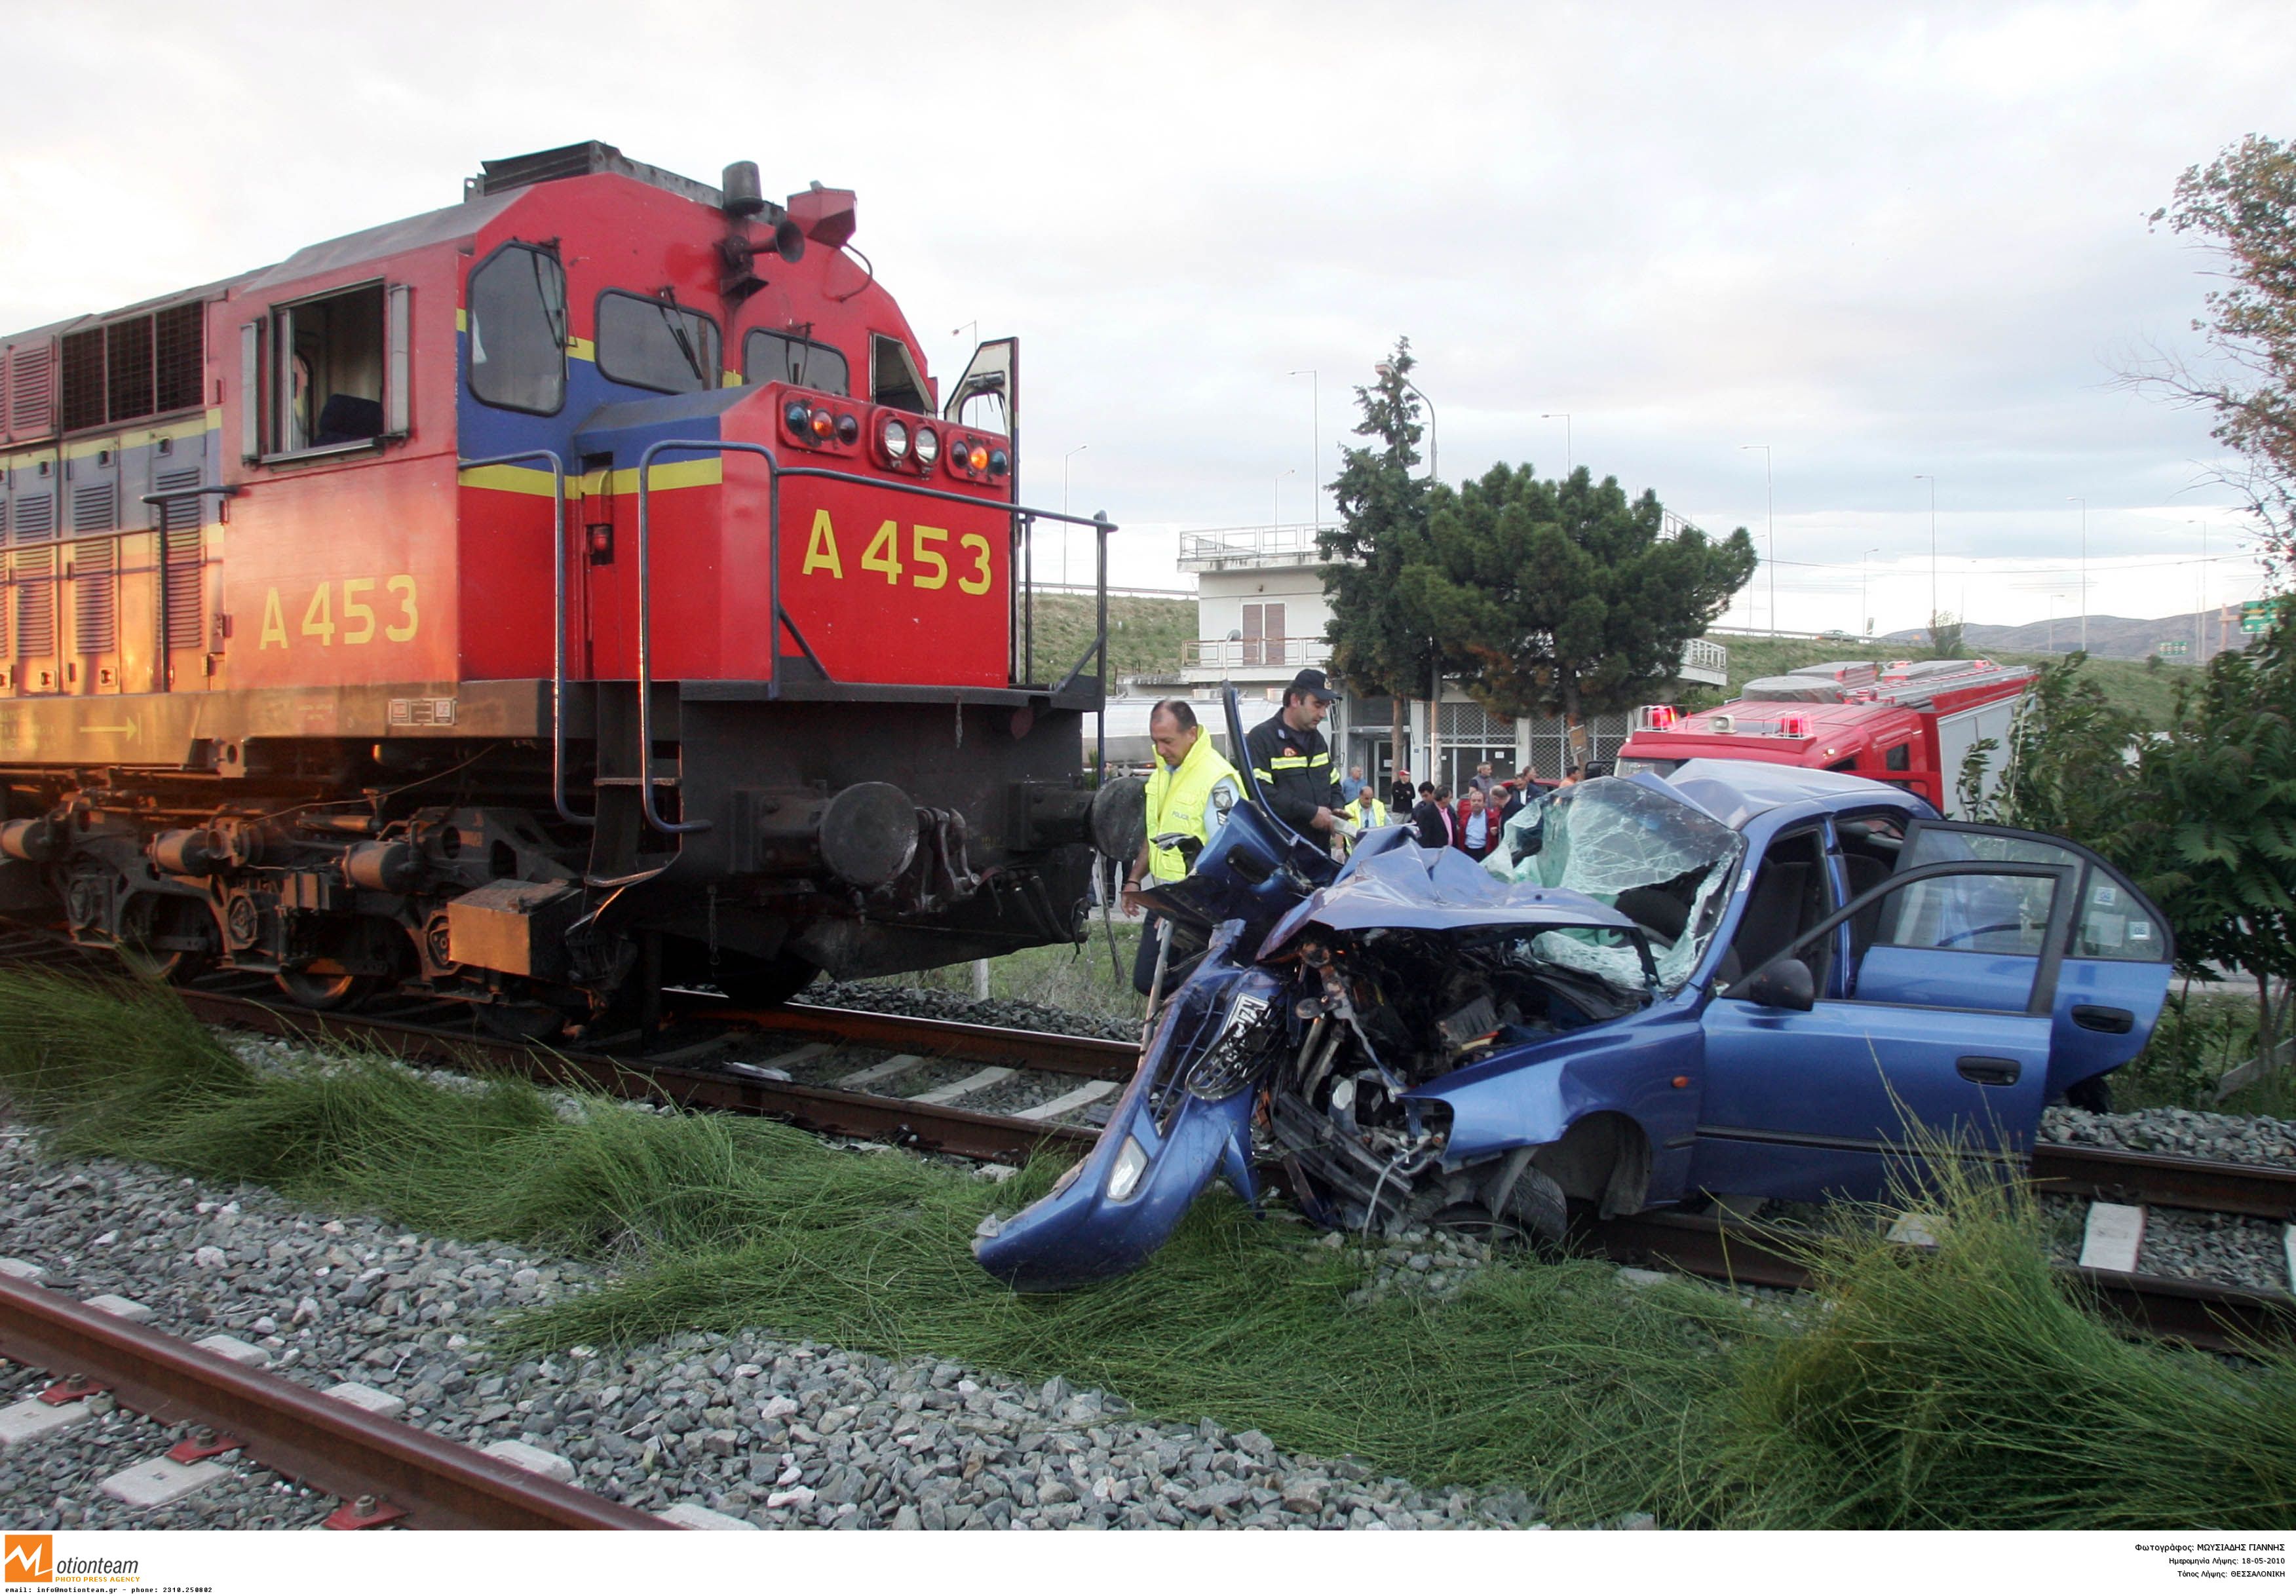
top-left (1105, 1137), bottom-right (1151, 1203)
top-left (913, 427), bottom-right (941, 466)
top-left (783, 401), bottom-right (812, 437)
top-left (880, 418), bottom-right (911, 462)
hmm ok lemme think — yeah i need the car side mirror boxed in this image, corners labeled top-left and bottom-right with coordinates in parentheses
top-left (1729, 957), bottom-right (1815, 1012)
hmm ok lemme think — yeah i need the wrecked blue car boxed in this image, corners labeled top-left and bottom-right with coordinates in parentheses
top-left (974, 695), bottom-right (2173, 1292)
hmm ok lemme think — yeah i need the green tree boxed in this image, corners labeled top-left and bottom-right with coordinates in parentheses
top-left (1322, 341), bottom-right (1436, 782)
top-left (1989, 652), bottom-right (2143, 846)
top-left (1398, 463), bottom-right (1756, 766)
top-left (1928, 610), bottom-right (1965, 658)
top-left (2140, 134), bottom-right (2296, 571)
top-left (2118, 622), bottom-right (2296, 1083)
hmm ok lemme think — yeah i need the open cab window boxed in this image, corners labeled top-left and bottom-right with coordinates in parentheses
top-left (241, 278), bottom-right (414, 463)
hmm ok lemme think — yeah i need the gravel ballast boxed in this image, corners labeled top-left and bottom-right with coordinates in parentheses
top-left (0, 1122), bottom-right (1557, 1530)
top-left (2041, 1104), bottom-right (2296, 1169)
top-left (801, 981), bottom-right (1140, 1045)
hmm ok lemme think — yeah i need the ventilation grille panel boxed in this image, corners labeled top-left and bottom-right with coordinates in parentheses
top-left (155, 466), bottom-right (205, 649)
top-left (154, 303), bottom-right (203, 415)
top-left (71, 483), bottom-right (115, 533)
top-left (73, 539), bottom-right (115, 655)
top-left (8, 345), bottom-right (53, 437)
top-left (59, 330), bottom-right (104, 432)
top-left (13, 546), bottom-right (54, 657)
top-left (104, 318), bottom-right (153, 423)
top-left (11, 493), bottom-right (52, 542)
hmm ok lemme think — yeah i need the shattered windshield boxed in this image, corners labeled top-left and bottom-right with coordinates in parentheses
top-left (1486, 777), bottom-right (1745, 989)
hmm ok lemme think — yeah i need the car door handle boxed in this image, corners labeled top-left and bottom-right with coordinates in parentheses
top-left (1957, 1055), bottom-right (2021, 1086)
top-left (2071, 1004), bottom-right (2134, 1035)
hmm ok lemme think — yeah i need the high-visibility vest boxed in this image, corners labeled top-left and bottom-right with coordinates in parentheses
top-left (1142, 732), bottom-right (1242, 882)
top-left (1343, 793), bottom-right (1389, 828)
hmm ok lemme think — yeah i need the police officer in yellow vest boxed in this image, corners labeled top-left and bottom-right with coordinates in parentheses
top-left (1342, 787), bottom-right (1390, 829)
top-left (1122, 698), bottom-right (1242, 995)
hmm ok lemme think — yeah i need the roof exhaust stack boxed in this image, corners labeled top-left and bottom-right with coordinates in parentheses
top-left (721, 161), bottom-right (767, 217)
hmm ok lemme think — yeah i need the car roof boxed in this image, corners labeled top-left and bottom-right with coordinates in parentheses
top-left (1649, 759), bottom-right (1927, 831)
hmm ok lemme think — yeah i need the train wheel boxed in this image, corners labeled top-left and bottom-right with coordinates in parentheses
top-left (115, 896), bottom-right (216, 986)
top-left (274, 918), bottom-right (399, 1011)
top-left (274, 968), bottom-right (374, 1010)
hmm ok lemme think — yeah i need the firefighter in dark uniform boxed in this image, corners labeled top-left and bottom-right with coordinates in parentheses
top-left (1244, 669), bottom-right (1341, 837)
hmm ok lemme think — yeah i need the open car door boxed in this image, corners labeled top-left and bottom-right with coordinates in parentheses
top-left (1697, 850), bottom-right (2073, 1202)
top-left (1865, 820), bottom-right (2173, 1106)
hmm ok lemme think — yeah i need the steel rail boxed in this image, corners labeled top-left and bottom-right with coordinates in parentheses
top-left (2028, 1141), bottom-right (2296, 1221)
top-left (174, 989), bottom-right (1098, 1165)
top-left (1584, 1209), bottom-right (2296, 1354)
top-left (0, 1275), bottom-right (666, 1530)
top-left (743, 1000), bottom-right (1139, 1080)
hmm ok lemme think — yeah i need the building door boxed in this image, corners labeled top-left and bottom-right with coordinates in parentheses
top-left (1240, 601), bottom-right (1284, 667)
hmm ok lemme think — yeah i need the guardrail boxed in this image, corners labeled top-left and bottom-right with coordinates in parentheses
top-left (1179, 637), bottom-right (1331, 670)
top-left (1176, 524), bottom-right (1328, 569)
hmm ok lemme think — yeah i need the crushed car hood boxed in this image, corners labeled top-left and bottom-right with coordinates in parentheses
top-left (1259, 841), bottom-right (1635, 958)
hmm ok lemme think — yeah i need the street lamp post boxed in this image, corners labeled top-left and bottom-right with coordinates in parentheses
top-left (1373, 362), bottom-right (1437, 481)
top-left (1540, 412), bottom-right (1573, 476)
top-left (1290, 370), bottom-right (1319, 531)
top-left (1862, 547), bottom-right (1881, 637)
top-left (2191, 518), bottom-right (2209, 660)
top-left (2068, 497), bottom-right (2087, 653)
top-left (1915, 474), bottom-right (1938, 641)
top-left (1061, 445), bottom-right (1087, 587)
top-left (1742, 445), bottom-right (1774, 635)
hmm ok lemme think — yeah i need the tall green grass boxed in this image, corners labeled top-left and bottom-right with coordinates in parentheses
top-left (1701, 1162), bottom-right (2296, 1527)
top-left (0, 968), bottom-right (2289, 1527)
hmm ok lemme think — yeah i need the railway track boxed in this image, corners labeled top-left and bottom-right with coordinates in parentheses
top-left (7, 930), bottom-right (2296, 1356)
top-left (0, 1272), bottom-right (664, 1529)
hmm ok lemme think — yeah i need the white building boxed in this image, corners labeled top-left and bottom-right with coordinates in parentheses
top-left (1132, 521), bottom-right (1729, 791)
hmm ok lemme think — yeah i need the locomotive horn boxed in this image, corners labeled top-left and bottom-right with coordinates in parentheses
top-left (721, 161), bottom-right (767, 217)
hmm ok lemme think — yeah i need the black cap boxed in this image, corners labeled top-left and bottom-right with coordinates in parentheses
top-left (1288, 668), bottom-right (1339, 704)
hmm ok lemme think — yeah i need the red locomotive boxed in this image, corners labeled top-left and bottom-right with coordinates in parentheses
top-left (0, 142), bottom-right (1122, 1030)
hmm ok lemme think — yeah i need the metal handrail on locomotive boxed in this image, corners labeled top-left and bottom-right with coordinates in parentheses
top-left (0, 141), bottom-right (1133, 1031)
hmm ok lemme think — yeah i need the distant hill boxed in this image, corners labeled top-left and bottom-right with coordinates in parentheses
top-left (1880, 609), bottom-right (2246, 661)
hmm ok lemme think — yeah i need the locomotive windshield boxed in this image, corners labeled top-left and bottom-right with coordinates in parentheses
top-left (596, 292), bottom-right (719, 394)
top-left (744, 330), bottom-right (849, 396)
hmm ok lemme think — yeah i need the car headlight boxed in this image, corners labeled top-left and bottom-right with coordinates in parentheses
top-left (1106, 1136), bottom-right (1150, 1202)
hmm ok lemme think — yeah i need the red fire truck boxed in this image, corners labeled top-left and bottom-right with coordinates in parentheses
top-left (1615, 658), bottom-right (2033, 817)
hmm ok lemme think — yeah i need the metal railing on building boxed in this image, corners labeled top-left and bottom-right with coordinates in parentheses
top-left (1179, 636), bottom-right (1333, 670)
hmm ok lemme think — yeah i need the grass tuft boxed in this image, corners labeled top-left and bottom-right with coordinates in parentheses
top-left (1, 968), bottom-right (2291, 1527)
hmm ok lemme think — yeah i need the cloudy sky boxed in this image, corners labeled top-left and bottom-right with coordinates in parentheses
top-left (4, 0), bottom-right (2289, 634)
